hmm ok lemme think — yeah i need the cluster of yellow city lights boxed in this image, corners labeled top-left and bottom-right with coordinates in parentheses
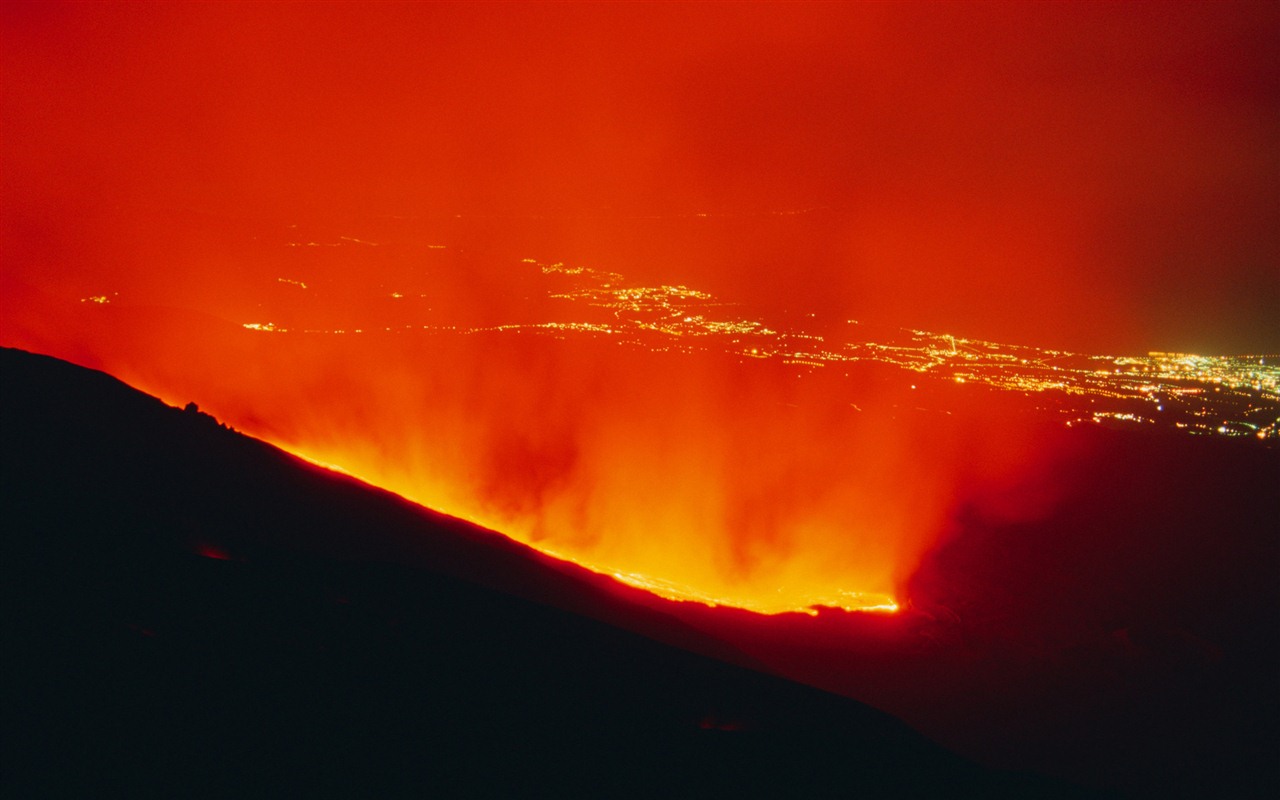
top-left (237, 253), bottom-right (1277, 444)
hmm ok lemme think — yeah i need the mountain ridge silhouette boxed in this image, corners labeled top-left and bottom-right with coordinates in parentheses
top-left (2, 346), bottom-right (1089, 797)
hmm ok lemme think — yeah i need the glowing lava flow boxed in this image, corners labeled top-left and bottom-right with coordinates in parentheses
top-left (509, 550), bottom-right (898, 615)
top-left (289, 446), bottom-right (899, 615)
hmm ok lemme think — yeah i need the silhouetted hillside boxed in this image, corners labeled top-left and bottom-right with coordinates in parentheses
top-left (1, 347), bottom-right (1087, 797)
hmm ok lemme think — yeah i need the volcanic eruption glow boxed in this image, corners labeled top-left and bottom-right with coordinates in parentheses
top-left (2, 223), bottom-right (1058, 615)
top-left (3, 3), bottom-right (1277, 615)
top-left (7, 223), bottom-right (1274, 615)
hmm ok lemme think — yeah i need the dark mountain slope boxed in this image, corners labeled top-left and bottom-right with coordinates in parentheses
top-left (0, 347), bottom-right (1086, 797)
top-left (656, 399), bottom-right (1280, 798)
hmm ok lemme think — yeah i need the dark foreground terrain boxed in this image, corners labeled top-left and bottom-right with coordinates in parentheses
top-left (655, 409), bottom-right (1279, 798)
top-left (1, 347), bottom-right (1089, 797)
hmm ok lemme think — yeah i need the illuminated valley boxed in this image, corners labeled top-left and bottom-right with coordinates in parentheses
top-left (238, 238), bottom-right (1280, 444)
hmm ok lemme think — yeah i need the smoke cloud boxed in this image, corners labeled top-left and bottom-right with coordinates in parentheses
top-left (3, 2), bottom-right (1276, 610)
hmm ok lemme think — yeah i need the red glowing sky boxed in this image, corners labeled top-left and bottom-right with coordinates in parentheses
top-left (3, 1), bottom-right (1279, 618)
top-left (4, 1), bottom-right (1277, 353)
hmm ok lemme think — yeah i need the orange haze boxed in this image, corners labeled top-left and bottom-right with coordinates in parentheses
top-left (4, 3), bottom-right (1277, 612)
top-left (0, 216), bottom-right (1073, 614)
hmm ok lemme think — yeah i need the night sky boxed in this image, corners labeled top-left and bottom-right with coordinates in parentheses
top-left (4, 1), bottom-right (1278, 351)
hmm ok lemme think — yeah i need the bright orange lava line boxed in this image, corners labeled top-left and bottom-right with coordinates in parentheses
top-left (288, 446), bottom-right (899, 616)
